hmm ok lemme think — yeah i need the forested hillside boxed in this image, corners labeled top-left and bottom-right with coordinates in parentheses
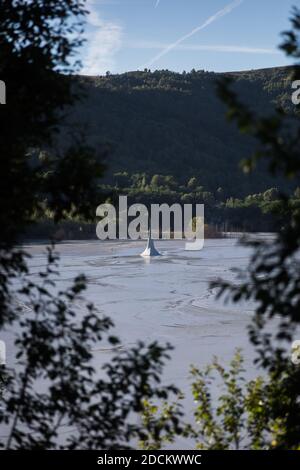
top-left (63, 66), bottom-right (293, 197)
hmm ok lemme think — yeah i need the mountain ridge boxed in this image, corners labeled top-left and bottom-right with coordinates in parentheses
top-left (63, 66), bottom-right (294, 197)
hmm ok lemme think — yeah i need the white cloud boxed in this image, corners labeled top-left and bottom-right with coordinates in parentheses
top-left (142, 0), bottom-right (244, 68)
top-left (81, 0), bottom-right (122, 75)
top-left (155, 0), bottom-right (160, 8)
top-left (130, 41), bottom-right (280, 55)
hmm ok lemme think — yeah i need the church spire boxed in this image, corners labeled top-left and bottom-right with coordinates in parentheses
top-left (140, 218), bottom-right (161, 257)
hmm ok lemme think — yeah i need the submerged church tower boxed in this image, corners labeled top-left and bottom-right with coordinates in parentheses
top-left (140, 223), bottom-right (161, 257)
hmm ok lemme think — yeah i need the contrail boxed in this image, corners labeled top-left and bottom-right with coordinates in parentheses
top-left (155, 0), bottom-right (160, 7)
top-left (143, 0), bottom-right (243, 67)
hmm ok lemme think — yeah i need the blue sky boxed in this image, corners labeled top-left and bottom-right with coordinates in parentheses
top-left (80, 0), bottom-right (297, 75)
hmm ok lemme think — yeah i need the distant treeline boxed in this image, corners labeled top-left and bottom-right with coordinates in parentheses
top-left (23, 171), bottom-right (300, 240)
top-left (105, 172), bottom-right (296, 232)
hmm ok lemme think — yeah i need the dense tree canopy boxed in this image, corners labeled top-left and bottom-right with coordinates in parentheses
top-left (65, 66), bottom-right (294, 197)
